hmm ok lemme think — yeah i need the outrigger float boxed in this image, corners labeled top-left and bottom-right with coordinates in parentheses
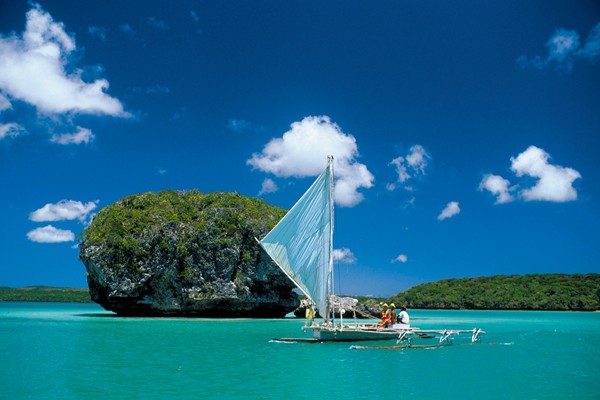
top-left (259, 157), bottom-right (485, 346)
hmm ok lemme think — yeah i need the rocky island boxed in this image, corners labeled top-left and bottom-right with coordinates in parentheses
top-left (79, 190), bottom-right (300, 317)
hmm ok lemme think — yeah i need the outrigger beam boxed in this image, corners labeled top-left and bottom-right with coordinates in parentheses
top-left (392, 328), bottom-right (486, 347)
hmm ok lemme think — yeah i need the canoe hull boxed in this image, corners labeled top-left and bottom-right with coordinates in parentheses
top-left (305, 326), bottom-right (400, 342)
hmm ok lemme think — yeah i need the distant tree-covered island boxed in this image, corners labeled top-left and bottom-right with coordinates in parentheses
top-left (0, 286), bottom-right (92, 303)
top-left (387, 273), bottom-right (600, 311)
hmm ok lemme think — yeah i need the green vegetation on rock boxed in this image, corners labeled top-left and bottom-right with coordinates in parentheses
top-left (79, 190), bottom-right (297, 317)
top-left (388, 273), bottom-right (600, 311)
top-left (82, 190), bottom-right (286, 274)
top-left (0, 286), bottom-right (91, 302)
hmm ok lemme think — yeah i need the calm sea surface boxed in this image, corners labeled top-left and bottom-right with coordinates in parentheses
top-left (1, 302), bottom-right (599, 399)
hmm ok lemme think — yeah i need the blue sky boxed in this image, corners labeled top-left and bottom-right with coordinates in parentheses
top-left (1, 1), bottom-right (599, 296)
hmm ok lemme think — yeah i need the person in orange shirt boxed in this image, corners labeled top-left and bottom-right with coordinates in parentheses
top-left (378, 304), bottom-right (391, 327)
top-left (389, 303), bottom-right (397, 325)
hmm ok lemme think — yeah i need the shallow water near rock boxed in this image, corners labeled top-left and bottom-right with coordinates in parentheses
top-left (1, 302), bottom-right (599, 399)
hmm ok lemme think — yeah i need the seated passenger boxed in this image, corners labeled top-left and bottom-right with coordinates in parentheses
top-left (397, 306), bottom-right (410, 327)
top-left (378, 304), bottom-right (391, 328)
top-left (389, 303), bottom-right (397, 325)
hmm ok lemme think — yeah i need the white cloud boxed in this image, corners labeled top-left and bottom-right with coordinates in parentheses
top-left (0, 123), bottom-right (25, 140)
top-left (547, 29), bottom-right (580, 63)
top-left (27, 225), bottom-right (74, 243)
top-left (120, 24), bottom-right (137, 37)
top-left (510, 146), bottom-right (581, 202)
top-left (88, 26), bottom-right (108, 42)
top-left (578, 22), bottom-right (600, 60)
top-left (258, 178), bottom-right (278, 195)
top-left (155, 167), bottom-right (168, 176)
top-left (518, 22), bottom-right (600, 70)
top-left (247, 116), bottom-right (374, 207)
top-left (391, 254), bottom-right (408, 264)
top-left (50, 126), bottom-right (94, 145)
top-left (479, 174), bottom-right (514, 204)
top-left (132, 85), bottom-right (171, 95)
top-left (147, 17), bottom-right (169, 30)
top-left (227, 119), bottom-right (252, 133)
top-left (227, 118), bottom-right (265, 134)
top-left (406, 145), bottom-right (430, 173)
top-left (190, 11), bottom-right (202, 34)
top-left (146, 85), bottom-right (170, 94)
top-left (333, 248), bottom-right (357, 264)
top-left (389, 156), bottom-right (410, 184)
top-left (0, 93), bottom-right (11, 111)
top-left (0, 4), bottom-right (128, 116)
top-left (438, 201), bottom-right (460, 221)
top-left (388, 144), bottom-right (431, 190)
top-left (30, 199), bottom-right (98, 223)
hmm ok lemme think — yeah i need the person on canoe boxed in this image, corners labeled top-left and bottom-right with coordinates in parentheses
top-left (378, 304), bottom-right (391, 327)
top-left (398, 306), bottom-right (410, 326)
top-left (389, 303), bottom-right (397, 325)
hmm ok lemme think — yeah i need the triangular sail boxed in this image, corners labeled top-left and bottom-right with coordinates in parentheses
top-left (259, 158), bottom-right (334, 321)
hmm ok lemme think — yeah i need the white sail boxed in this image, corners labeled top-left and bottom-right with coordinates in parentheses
top-left (259, 157), bottom-right (334, 321)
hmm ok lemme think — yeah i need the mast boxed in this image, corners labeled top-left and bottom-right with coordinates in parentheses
top-left (327, 155), bottom-right (335, 324)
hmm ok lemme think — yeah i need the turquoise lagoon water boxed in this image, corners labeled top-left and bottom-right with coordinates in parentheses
top-left (1, 302), bottom-right (599, 399)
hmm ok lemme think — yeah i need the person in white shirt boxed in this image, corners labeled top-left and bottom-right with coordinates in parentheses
top-left (398, 306), bottom-right (410, 326)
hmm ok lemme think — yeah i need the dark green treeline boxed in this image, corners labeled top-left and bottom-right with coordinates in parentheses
top-left (388, 273), bottom-right (600, 311)
top-left (0, 286), bottom-right (92, 303)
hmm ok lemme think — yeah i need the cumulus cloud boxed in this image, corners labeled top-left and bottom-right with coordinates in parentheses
top-left (29, 199), bottom-right (98, 223)
top-left (518, 22), bottom-right (600, 70)
top-left (50, 126), bottom-right (94, 145)
top-left (479, 174), bottom-right (514, 204)
top-left (510, 146), bottom-right (581, 202)
top-left (438, 201), bottom-right (460, 221)
top-left (480, 146), bottom-right (580, 204)
top-left (0, 4), bottom-right (128, 117)
top-left (247, 116), bottom-right (374, 207)
top-left (333, 248), bottom-right (357, 264)
top-left (0, 123), bottom-right (25, 140)
top-left (258, 178), bottom-right (278, 196)
top-left (392, 254), bottom-right (408, 264)
top-left (27, 225), bottom-right (74, 243)
top-left (387, 145), bottom-right (431, 190)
